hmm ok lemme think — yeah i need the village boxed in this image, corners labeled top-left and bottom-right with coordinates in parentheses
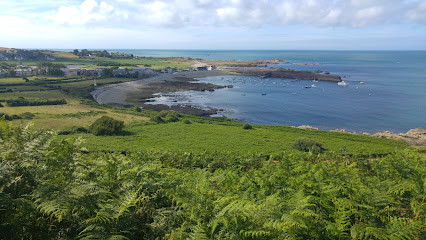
top-left (0, 63), bottom-right (217, 79)
top-left (0, 48), bottom-right (217, 79)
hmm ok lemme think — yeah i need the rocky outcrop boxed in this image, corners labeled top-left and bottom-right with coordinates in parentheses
top-left (293, 63), bottom-right (320, 65)
top-left (369, 127), bottom-right (426, 146)
top-left (200, 60), bottom-right (280, 68)
top-left (294, 125), bottom-right (426, 147)
top-left (297, 125), bottom-right (319, 130)
top-left (225, 68), bottom-right (342, 82)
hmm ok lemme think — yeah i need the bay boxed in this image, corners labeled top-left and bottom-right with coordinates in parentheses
top-left (55, 49), bottom-right (426, 133)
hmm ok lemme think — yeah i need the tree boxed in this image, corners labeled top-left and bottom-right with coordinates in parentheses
top-left (80, 49), bottom-right (89, 57)
top-left (36, 62), bottom-right (65, 77)
top-left (73, 49), bottom-right (79, 55)
top-left (8, 69), bottom-right (16, 77)
top-left (101, 68), bottom-right (114, 78)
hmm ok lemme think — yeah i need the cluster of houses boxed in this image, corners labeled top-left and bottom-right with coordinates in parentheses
top-left (194, 65), bottom-right (217, 71)
top-left (0, 65), bottom-right (37, 77)
top-left (62, 67), bottom-right (158, 78)
top-left (0, 64), bottom-right (218, 78)
top-left (160, 65), bottom-right (217, 74)
top-left (165, 65), bottom-right (217, 73)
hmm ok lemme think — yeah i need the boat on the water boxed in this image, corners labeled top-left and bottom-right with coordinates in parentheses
top-left (338, 81), bottom-right (348, 86)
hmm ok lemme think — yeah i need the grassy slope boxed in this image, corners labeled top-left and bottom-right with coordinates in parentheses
top-left (71, 120), bottom-right (408, 155)
top-left (2, 103), bottom-right (149, 130)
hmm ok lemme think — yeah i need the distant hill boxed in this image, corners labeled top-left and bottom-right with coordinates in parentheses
top-left (0, 48), bottom-right (56, 61)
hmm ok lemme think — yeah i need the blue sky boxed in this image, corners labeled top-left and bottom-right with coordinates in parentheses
top-left (1, 0), bottom-right (426, 50)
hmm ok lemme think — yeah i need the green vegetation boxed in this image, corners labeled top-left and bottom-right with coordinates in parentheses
top-left (1, 121), bottom-right (425, 239)
top-left (1, 49), bottom-right (425, 239)
top-left (89, 116), bottom-right (124, 136)
top-left (292, 137), bottom-right (324, 153)
top-left (68, 120), bottom-right (408, 156)
top-left (36, 62), bottom-right (66, 76)
top-left (5, 98), bottom-right (66, 107)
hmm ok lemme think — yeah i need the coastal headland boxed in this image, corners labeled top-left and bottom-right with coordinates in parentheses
top-left (224, 67), bottom-right (342, 82)
top-left (199, 59), bottom-right (280, 67)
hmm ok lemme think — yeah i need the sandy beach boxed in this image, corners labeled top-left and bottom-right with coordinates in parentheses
top-left (91, 70), bottom-right (228, 106)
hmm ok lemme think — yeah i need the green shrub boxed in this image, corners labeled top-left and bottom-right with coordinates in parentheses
top-left (242, 123), bottom-right (253, 129)
top-left (58, 129), bottom-right (73, 135)
top-left (133, 106), bottom-right (142, 112)
top-left (159, 110), bottom-right (170, 118)
top-left (89, 116), bottom-right (124, 136)
top-left (0, 113), bottom-right (20, 121)
top-left (183, 119), bottom-right (192, 124)
top-left (6, 98), bottom-right (66, 107)
top-left (58, 126), bottom-right (89, 135)
top-left (292, 137), bottom-right (324, 153)
top-left (150, 116), bottom-right (165, 124)
top-left (72, 126), bottom-right (89, 133)
top-left (19, 112), bottom-right (35, 119)
top-left (165, 115), bottom-right (179, 122)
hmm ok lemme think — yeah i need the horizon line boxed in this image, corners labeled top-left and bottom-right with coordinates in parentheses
top-left (8, 48), bottom-right (426, 52)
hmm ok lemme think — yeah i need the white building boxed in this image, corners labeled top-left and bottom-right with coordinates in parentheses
top-left (208, 65), bottom-right (217, 71)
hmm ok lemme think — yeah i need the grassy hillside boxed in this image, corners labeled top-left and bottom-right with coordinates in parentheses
top-left (6, 50), bottom-right (196, 70)
top-left (58, 116), bottom-right (408, 156)
top-left (1, 122), bottom-right (424, 239)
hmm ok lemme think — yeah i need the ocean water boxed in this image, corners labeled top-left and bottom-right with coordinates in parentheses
top-left (57, 49), bottom-right (426, 133)
top-left (132, 50), bottom-right (425, 133)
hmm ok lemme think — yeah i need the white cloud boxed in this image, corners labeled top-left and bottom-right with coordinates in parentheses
top-left (405, 0), bottom-right (426, 23)
top-left (47, 0), bottom-right (121, 26)
top-left (42, 0), bottom-right (426, 29)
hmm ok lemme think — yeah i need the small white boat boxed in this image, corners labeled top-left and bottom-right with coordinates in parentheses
top-left (338, 81), bottom-right (349, 86)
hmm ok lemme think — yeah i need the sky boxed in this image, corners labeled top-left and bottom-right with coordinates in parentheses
top-left (1, 0), bottom-right (426, 50)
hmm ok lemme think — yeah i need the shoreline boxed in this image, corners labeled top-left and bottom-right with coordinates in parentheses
top-left (91, 70), bottom-right (425, 147)
top-left (296, 125), bottom-right (426, 147)
top-left (91, 70), bottom-right (230, 115)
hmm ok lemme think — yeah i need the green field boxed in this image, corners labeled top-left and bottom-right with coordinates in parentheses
top-left (7, 53), bottom-right (196, 71)
top-left (69, 120), bottom-right (408, 156)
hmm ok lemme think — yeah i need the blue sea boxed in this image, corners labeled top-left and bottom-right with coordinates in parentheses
top-left (61, 49), bottom-right (426, 133)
